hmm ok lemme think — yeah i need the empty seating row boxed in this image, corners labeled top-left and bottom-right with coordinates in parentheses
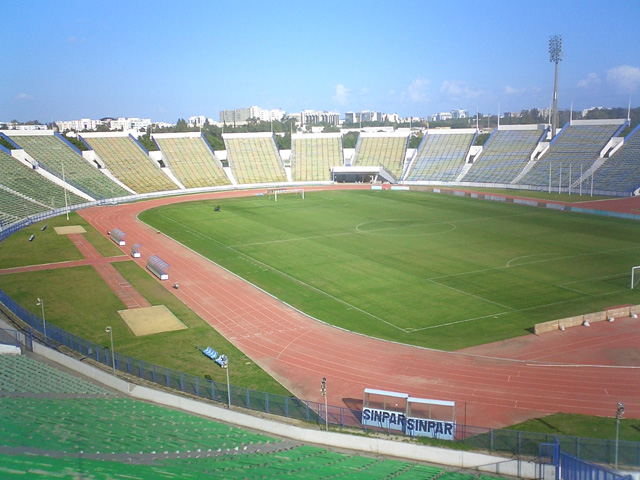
top-left (154, 135), bottom-right (230, 188)
top-left (516, 122), bottom-right (623, 187)
top-left (462, 128), bottom-right (545, 184)
top-left (0, 397), bottom-right (274, 454)
top-left (0, 354), bottom-right (109, 395)
top-left (82, 135), bottom-right (179, 193)
top-left (290, 135), bottom-right (343, 181)
top-left (5, 133), bottom-right (129, 199)
top-left (590, 126), bottom-right (640, 194)
top-left (405, 132), bottom-right (474, 181)
top-left (224, 134), bottom-right (287, 184)
top-left (0, 449), bottom-right (469, 479)
top-left (352, 135), bottom-right (408, 179)
top-left (0, 150), bottom-right (86, 209)
top-left (0, 188), bottom-right (50, 222)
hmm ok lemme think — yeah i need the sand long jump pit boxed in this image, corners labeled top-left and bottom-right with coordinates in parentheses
top-left (118, 305), bottom-right (187, 336)
top-left (54, 226), bottom-right (87, 234)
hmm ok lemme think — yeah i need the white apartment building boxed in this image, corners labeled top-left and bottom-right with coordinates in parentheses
top-left (300, 110), bottom-right (340, 126)
top-left (219, 106), bottom-right (286, 125)
top-left (56, 118), bottom-right (105, 132)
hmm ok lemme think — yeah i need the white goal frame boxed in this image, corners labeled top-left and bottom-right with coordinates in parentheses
top-left (267, 188), bottom-right (305, 202)
top-left (631, 266), bottom-right (640, 289)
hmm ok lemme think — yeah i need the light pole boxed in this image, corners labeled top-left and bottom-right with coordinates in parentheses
top-left (105, 326), bottom-right (115, 375)
top-left (321, 377), bottom-right (328, 431)
top-left (549, 35), bottom-right (563, 139)
top-left (225, 356), bottom-right (231, 408)
top-left (615, 402), bottom-right (625, 469)
top-left (36, 298), bottom-right (47, 341)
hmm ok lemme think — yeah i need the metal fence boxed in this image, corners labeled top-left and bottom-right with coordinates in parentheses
top-left (1, 286), bottom-right (639, 468)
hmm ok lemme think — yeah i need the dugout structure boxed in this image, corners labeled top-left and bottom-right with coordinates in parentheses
top-left (147, 255), bottom-right (169, 280)
top-left (362, 388), bottom-right (456, 440)
top-left (109, 228), bottom-right (126, 246)
top-left (131, 243), bottom-right (141, 258)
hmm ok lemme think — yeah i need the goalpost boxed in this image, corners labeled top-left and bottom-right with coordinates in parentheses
top-left (266, 188), bottom-right (305, 202)
top-left (631, 266), bottom-right (640, 289)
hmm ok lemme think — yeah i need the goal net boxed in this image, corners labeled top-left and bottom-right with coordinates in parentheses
top-left (266, 188), bottom-right (305, 202)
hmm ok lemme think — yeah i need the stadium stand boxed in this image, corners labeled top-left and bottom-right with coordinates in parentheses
top-left (0, 355), bottom-right (108, 395)
top-left (516, 120), bottom-right (626, 188)
top-left (290, 133), bottom-right (343, 181)
top-left (153, 133), bottom-right (231, 188)
top-left (0, 188), bottom-right (50, 224)
top-left (404, 130), bottom-right (475, 181)
top-left (223, 132), bottom-right (287, 184)
top-left (461, 126), bottom-right (546, 184)
top-left (351, 133), bottom-right (408, 179)
top-left (589, 124), bottom-right (640, 195)
top-left (0, 149), bottom-right (86, 210)
top-left (4, 132), bottom-right (129, 200)
top-left (82, 133), bottom-right (179, 193)
top-left (0, 352), bottom-right (499, 479)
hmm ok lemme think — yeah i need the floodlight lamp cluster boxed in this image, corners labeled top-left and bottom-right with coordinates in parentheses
top-left (549, 35), bottom-right (563, 63)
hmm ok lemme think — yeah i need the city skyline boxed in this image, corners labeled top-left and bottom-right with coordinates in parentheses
top-left (2, 0), bottom-right (639, 124)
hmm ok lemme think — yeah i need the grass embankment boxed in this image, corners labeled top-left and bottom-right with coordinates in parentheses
top-left (511, 413), bottom-right (640, 441)
top-left (0, 213), bottom-right (289, 395)
top-left (0, 212), bottom-right (122, 269)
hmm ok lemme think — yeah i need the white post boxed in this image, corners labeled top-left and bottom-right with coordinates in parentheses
top-left (548, 164), bottom-right (552, 193)
top-left (591, 172), bottom-right (594, 197)
top-left (321, 377), bottom-right (328, 431)
top-left (105, 326), bottom-right (115, 375)
top-left (559, 167), bottom-right (562, 194)
top-left (36, 298), bottom-right (47, 340)
top-left (62, 160), bottom-right (69, 220)
top-left (226, 359), bottom-right (231, 408)
top-left (615, 402), bottom-right (624, 470)
top-left (569, 164), bottom-right (572, 195)
top-left (580, 164), bottom-right (583, 196)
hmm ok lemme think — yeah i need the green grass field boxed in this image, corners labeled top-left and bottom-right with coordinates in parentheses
top-left (0, 212), bottom-right (289, 395)
top-left (139, 189), bottom-right (640, 350)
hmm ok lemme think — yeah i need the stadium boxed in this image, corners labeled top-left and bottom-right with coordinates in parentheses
top-left (1, 112), bottom-right (640, 479)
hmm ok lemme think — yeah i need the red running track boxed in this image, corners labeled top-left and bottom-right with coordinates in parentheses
top-left (78, 187), bottom-right (640, 428)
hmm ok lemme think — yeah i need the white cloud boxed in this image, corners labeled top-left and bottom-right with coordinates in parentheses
top-left (577, 72), bottom-right (601, 89)
top-left (16, 93), bottom-right (34, 101)
top-left (332, 84), bottom-right (349, 105)
top-left (405, 78), bottom-right (430, 102)
top-left (67, 36), bottom-right (85, 43)
top-left (503, 85), bottom-right (526, 95)
top-left (606, 65), bottom-right (640, 93)
top-left (441, 80), bottom-right (482, 99)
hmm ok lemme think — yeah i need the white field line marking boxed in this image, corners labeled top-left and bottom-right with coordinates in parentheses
top-left (525, 363), bottom-right (640, 369)
top-left (154, 209), bottom-right (640, 334)
top-left (233, 211), bottom-right (540, 248)
top-left (411, 280), bottom-right (630, 332)
top-left (426, 278), bottom-right (515, 311)
top-left (506, 253), bottom-right (559, 267)
top-left (154, 211), bottom-right (408, 332)
top-left (429, 244), bottom-right (640, 282)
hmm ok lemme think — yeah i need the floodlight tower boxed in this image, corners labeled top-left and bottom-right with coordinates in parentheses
top-left (549, 35), bottom-right (563, 138)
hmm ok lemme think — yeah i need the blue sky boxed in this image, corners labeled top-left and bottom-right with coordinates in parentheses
top-left (2, 0), bottom-right (639, 123)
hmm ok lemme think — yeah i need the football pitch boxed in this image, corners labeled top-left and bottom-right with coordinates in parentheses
top-left (139, 190), bottom-right (640, 350)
